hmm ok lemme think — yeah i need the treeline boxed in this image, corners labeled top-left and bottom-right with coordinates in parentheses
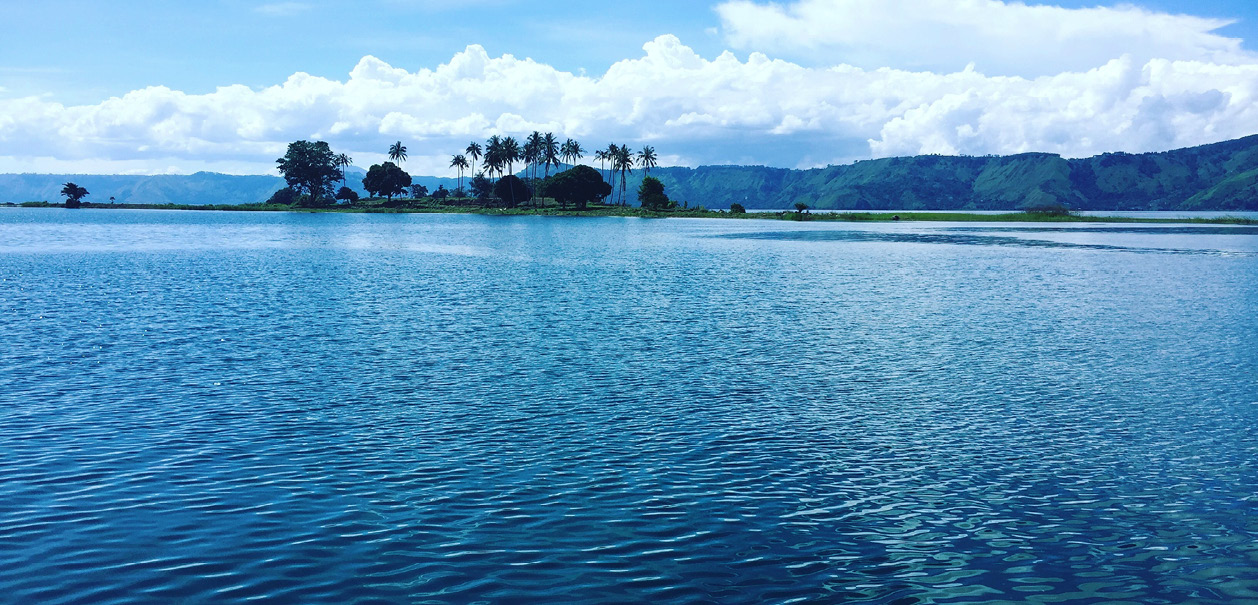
top-left (269, 133), bottom-right (666, 210)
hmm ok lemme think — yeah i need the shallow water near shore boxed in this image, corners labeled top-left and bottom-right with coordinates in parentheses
top-left (2, 208), bottom-right (1257, 603)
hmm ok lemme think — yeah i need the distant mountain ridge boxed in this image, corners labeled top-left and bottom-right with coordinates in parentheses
top-left (646, 134), bottom-right (1258, 211)
top-left (4, 135), bottom-right (1257, 210)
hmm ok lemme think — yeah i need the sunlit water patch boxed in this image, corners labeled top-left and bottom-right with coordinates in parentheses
top-left (1, 209), bottom-right (1256, 603)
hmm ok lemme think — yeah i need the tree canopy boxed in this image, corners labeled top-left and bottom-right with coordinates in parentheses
top-left (549, 165), bottom-right (612, 210)
top-left (363, 162), bottom-right (412, 201)
top-left (61, 182), bottom-right (88, 208)
top-left (276, 140), bottom-right (340, 203)
top-left (335, 186), bottom-right (359, 203)
top-left (638, 176), bottom-right (673, 211)
top-left (493, 174), bottom-right (531, 208)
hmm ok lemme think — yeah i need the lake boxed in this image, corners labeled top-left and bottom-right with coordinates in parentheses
top-left (2, 208), bottom-right (1256, 603)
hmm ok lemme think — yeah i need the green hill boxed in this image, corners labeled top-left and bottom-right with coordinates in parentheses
top-left (645, 135), bottom-right (1258, 210)
top-left (4, 135), bottom-right (1257, 210)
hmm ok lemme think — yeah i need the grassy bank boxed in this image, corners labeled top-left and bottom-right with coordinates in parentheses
top-left (13, 200), bottom-right (1257, 225)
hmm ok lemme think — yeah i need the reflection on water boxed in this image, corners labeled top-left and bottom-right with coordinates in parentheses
top-left (1, 209), bottom-right (1256, 603)
top-left (717, 227), bottom-right (1258, 256)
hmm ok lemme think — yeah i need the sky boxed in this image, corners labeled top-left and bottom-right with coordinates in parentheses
top-left (2, 0), bottom-right (1257, 176)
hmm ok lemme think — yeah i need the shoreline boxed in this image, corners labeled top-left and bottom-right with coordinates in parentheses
top-left (8, 202), bottom-right (1257, 225)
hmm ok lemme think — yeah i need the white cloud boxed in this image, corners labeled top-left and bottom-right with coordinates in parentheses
top-left (1, 34), bottom-right (1257, 175)
top-left (715, 0), bottom-right (1254, 77)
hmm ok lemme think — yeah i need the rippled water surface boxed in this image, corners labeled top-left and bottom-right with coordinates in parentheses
top-left (2, 208), bottom-right (1257, 604)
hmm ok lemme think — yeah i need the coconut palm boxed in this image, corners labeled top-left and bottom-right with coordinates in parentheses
top-left (336, 153), bottom-right (353, 185)
top-left (484, 135), bottom-right (504, 183)
top-left (525, 131), bottom-right (543, 184)
top-left (541, 132), bottom-right (560, 179)
top-left (561, 139), bottom-right (584, 167)
top-left (615, 144), bottom-right (634, 206)
top-left (388, 141), bottom-right (407, 165)
top-left (604, 143), bottom-right (619, 203)
top-left (465, 142), bottom-right (482, 182)
top-left (450, 154), bottom-right (469, 195)
top-left (501, 136), bottom-right (521, 177)
top-left (637, 146), bottom-right (658, 174)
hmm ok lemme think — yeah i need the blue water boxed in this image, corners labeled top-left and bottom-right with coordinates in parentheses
top-left (2, 208), bottom-right (1257, 604)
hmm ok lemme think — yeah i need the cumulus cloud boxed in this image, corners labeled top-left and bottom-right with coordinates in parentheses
top-left (715, 0), bottom-right (1254, 77)
top-left (1, 34), bottom-right (1257, 175)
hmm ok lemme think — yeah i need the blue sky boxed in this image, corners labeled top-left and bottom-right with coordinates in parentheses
top-left (2, 0), bottom-right (1257, 175)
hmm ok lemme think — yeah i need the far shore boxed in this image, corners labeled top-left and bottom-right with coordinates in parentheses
top-left (8, 201), bottom-right (1257, 225)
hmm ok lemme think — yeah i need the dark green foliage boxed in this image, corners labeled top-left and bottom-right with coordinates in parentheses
top-left (794, 202), bottom-right (808, 213)
top-left (637, 176), bottom-right (674, 211)
top-left (276, 140), bottom-right (340, 203)
top-left (267, 187), bottom-right (296, 205)
top-left (493, 175), bottom-right (531, 208)
top-left (469, 174), bottom-right (492, 199)
top-left (335, 186), bottom-right (359, 203)
top-left (61, 182), bottom-right (88, 208)
top-left (433, 186), bottom-right (449, 200)
top-left (549, 165), bottom-right (612, 210)
top-left (410, 184), bottom-right (429, 199)
top-left (729, 202), bottom-right (746, 214)
top-left (362, 162), bottom-right (412, 200)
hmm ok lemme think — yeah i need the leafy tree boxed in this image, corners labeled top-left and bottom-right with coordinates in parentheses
top-left (638, 176), bottom-right (673, 211)
top-left (335, 186), bottom-right (359, 203)
top-left (276, 140), bottom-right (340, 203)
top-left (469, 173), bottom-right (492, 199)
top-left (433, 185), bottom-right (449, 200)
top-left (388, 141), bottom-right (408, 164)
top-left (549, 165), bottom-right (612, 210)
top-left (794, 202), bottom-right (808, 214)
top-left (61, 182), bottom-right (88, 208)
top-left (362, 162), bottom-right (412, 201)
top-left (729, 202), bottom-right (746, 214)
top-left (410, 184), bottom-right (429, 199)
top-left (267, 187), bottom-right (296, 205)
top-left (493, 174), bottom-right (531, 208)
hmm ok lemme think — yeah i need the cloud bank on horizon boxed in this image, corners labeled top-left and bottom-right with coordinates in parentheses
top-left (1, 0), bottom-right (1257, 176)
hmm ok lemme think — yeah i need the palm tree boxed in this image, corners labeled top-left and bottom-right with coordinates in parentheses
top-left (502, 136), bottom-right (521, 177)
top-left (484, 135), bottom-right (504, 184)
top-left (336, 153), bottom-right (353, 186)
top-left (616, 144), bottom-right (634, 206)
top-left (450, 154), bottom-right (469, 195)
top-left (465, 142), bottom-right (482, 182)
top-left (561, 139), bottom-right (585, 167)
top-left (525, 131), bottom-right (543, 184)
top-left (604, 143), bottom-right (619, 203)
top-left (637, 146), bottom-right (658, 174)
top-left (388, 141), bottom-right (407, 166)
top-left (541, 133), bottom-right (560, 180)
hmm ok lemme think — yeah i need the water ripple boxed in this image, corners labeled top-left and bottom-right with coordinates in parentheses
top-left (1, 210), bottom-right (1256, 603)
